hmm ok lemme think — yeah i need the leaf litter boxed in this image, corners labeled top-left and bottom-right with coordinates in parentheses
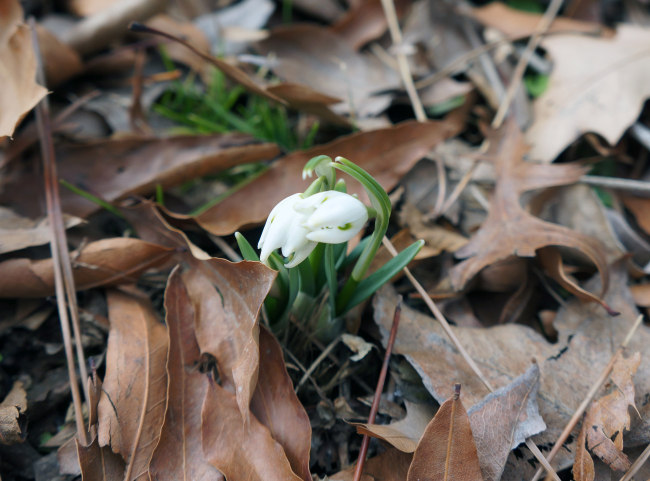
top-left (2, 0), bottom-right (650, 480)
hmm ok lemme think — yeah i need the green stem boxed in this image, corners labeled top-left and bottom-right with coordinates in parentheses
top-left (324, 244), bottom-right (337, 317)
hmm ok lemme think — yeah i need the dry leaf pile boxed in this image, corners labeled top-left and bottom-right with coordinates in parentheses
top-left (3, 0), bottom-right (650, 480)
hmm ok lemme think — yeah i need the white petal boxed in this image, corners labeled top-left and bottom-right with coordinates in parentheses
top-left (259, 194), bottom-right (303, 262)
top-left (293, 190), bottom-right (345, 216)
top-left (281, 217), bottom-right (310, 257)
top-left (306, 194), bottom-right (368, 229)
top-left (285, 241), bottom-right (317, 268)
top-left (305, 217), bottom-right (366, 244)
top-left (258, 194), bottom-right (301, 248)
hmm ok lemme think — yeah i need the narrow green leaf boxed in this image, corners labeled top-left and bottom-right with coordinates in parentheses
top-left (340, 236), bottom-right (371, 270)
top-left (298, 257), bottom-right (315, 296)
top-left (59, 179), bottom-right (124, 218)
top-left (234, 232), bottom-right (260, 261)
top-left (324, 244), bottom-right (337, 318)
top-left (343, 240), bottom-right (424, 312)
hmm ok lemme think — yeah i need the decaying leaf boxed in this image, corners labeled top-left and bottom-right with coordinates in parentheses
top-left (340, 334), bottom-right (374, 362)
top-left (407, 384), bottom-right (483, 481)
top-left (0, 0), bottom-right (47, 138)
top-left (148, 267), bottom-right (223, 481)
top-left (97, 288), bottom-right (168, 481)
top-left (194, 115), bottom-right (468, 235)
top-left (201, 380), bottom-right (303, 481)
top-left (2, 133), bottom-right (280, 218)
top-left (0, 207), bottom-right (82, 255)
top-left (583, 353), bottom-right (641, 473)
top-left (372, 261), bottom-right (650, 476)
top-left (450, 120), bottom-right (610, 304)
top-left (182, 258), bottom-right (276, 424)
top-left (251, 326), bottom-right (312, 481)
top-left (526, 25), bottom-right (650, 162)
top-left (466, 363), bottom-right (546, 481)
top-left (355, 401), bottom-right (438, 453)
top-left (0, 237), bottom-right (174, 298)
top-left (573, 414), bottom-right (595, 481)
top-left (76, 436), bottom-right (126, 481)
top-left (0, 406), bottom-right (27, 445)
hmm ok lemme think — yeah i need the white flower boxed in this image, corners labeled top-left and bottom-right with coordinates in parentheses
top-left (259, 191), bottom-right (369, 268)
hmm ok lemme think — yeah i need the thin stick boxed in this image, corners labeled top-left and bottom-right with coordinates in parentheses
top-left (379, 0), bottom-right (427, 122)
top-left (382, 236), bottom-right (561, 481)
top-left (433, 159), bottom-right (480, 219)
top-left (492, 0), bottom-right (564, 129)
top-left (31, 21), bottom-right (88, 446)
top-left (530, 314), bottom-right (645, 481)
top-left (353, 297), bottom-right (402, 481)
top-left (432, 155), bottom-right (447, 217)
top-left (580, 175), bottom-right (650, 194)
top-left (295, 335), bottom-right (342, 393)
top-left (281, 344), bottom-right (327, 401)
top-left (619, 441), bottom-right (650, 481)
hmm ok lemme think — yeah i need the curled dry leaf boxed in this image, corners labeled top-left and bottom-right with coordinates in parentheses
top-left (407, 384), bottom-right (483, 481)
top-left (469, 2), bottom-right (613, 39)
top-left (329, 447), bottom-right (413, 481)
top-left (194, 115), bottom-right (468, 235)
top-left (537, 246), bottom-right (618, 315)
top-left (182, 258), bottom-right (276, 424)
top-left (251, 326), bottom-right (312, 481)
top-left (0, 0), bottom-right (47, 139)
top-left (97, 289), bottom-right (168, 481)
top-left (76, 436), bottom-right (126, 481)
top-left (573, 414), bottom-right (595, 481)
top-left (149, 267), bottom-right (223, 481)
top-left (373, 260), bottom-right (650, 476)
top-left (526, 25), bottom-right (650, 162)
top-left (0, 237), bottom-right (174, 298)
top-left (340, 334), bottom-right (374, 362)
top-left (450, 120), bottom-right (609, 304)
top-left (0, 207), bottom-right (82, 255)
top-left (0, 406), bottom-right (27, 445)
top-left (2, 133), bottom-right (279, 218)
top-left (583, 353), bottom-right (641, 473)
top-left (0, 380), bottom-right (28, 413)
top-left (201, 379), bottom-right (303, 481)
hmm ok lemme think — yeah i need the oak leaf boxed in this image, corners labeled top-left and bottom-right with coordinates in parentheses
top-left (407, 384), bottom-right (483, 481)
top-left (97, 289), bottom-right (169, 481)
top-left (450, 120), bottom-right (610, 307)
top-left (526, 25), bottom-right (650, 162)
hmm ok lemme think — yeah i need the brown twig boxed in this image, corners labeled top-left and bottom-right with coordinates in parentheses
top-left (379, 0), bottom-right (427, 122)
top-left (31, 20), bottom-right (89, 446)
top-left (530, 314), bottom-right (644, 481)
top-left (295, 335), bottom-right (343, 393)
top-left (353, 296), bottom-right (402, 481)
top-left (382, 236), bottom-right (561, 481)
top-left (491, 0), bottom-right (564, 129)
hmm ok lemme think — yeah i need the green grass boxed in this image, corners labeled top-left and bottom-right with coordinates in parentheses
top-left (153, 49), bottom-right (318, 152)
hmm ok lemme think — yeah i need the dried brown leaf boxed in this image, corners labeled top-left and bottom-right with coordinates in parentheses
top-left (329, 447), bottom-right (413, 481)
top-left (87, 373), bottom-right (101, 429)
top-left (2, 133), bottom-right (279, 218)
top-left (182, 257), bottom-right (276, 423)
top-left (201, 380), bottom-right (303, 481)
top-left (573, 415), bottom-right (595, 481)
top-left (194, 117), bottom-right (467, 235)
top-left (372, 261), bottom-right (650, 476)
top-left (0, 380), bottom-right (27, 413)
top-left (0, 237), bottom-right (174, 298)
top-left (76, 436), bottom-right (126, 481)
top-left (0, 207), bottom-right (82, 255)
top-left (97, 289), bottom-right (168, 481)
top-left (526, 25), bottom-right (650, 162)
top-left (470, 2), bottom-right (613, 38)
top-left (35, 25), bottom-right (83, 87)
top-left (251, 326), bottom-right (312, 481)
top-left (450, 120), bottom-right (609, 302)
top-left (266, 83), bottom-right (351, 127)
top-left (622, 195), bottom-right (650, 238)
top-left (0, 406), bottom-right (27, 445)
top-left (407, 385), bottom-right (483, 481)
top-left (149, 267), bottom-right (223, 481)
top-left (399, 203), bottom-right (468, 254)
top-left (0, 0), bottom-right (47, 138)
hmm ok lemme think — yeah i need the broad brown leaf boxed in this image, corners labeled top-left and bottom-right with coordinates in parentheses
top-left (0, 0), bottom-right (47, 139)
top-left (329, 447), bottom-right (413, 481)
top-left (372, 261), bottom-right (650, 477)
top-left (201, 380), bottom-right (303, 481)
top-left (76, 436), bottom-right (126, 481)
top-left (182, 258), bottom-right (276, 423)
top-left (0, 237), bottom-right (174, 298)
top-left (97, 289), bottom-right (168, 481)
top-left (194, 116), bottom-right (467, 235)
top-left (2, 133), bottom-right (279, 218)
top-left (407, 384), bottom-right (483, 481)
top-left (149, 267), bottom-right (223, 480)
top-left (573, 415), bottom-right (595, 481)
top-left (525, 25), bottom-right (650, 162)
top-left (450, 120), bottom-right (609, 302)
top-left (251, 326), bottom-right (312, 481)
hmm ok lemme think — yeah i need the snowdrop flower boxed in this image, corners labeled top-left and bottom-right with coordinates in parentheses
top-left (259, 191), bottom-right (369, 268)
